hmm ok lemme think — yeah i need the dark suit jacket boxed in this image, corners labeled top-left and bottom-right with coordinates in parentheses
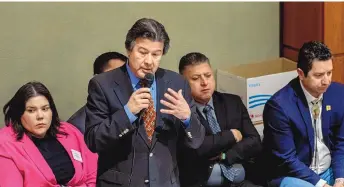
top-left (67, 106), bottom-right (86, 134)
top-left (262, 78), bottom-right (344, 186)
top-left (178, 91), bottom-right (262, 187)
top-left (84, 65), bottom-right (205, 187)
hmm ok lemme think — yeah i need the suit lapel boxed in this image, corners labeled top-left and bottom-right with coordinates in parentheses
top-left (196, 109), bottom-right (212, 133)
top-left (321, 92), bottom-right (331, 146)
top-left (151, 68), bottom-right (171, 149)
top-left (113, 65), bottom-right (133, 107)
top-left (292, 78), bottom-right (314, 153)
top-left (297, 99), bottom-right (314, 151)
top-left (213, 92), bottom-right (227, 130)
top-left (21, 134), bottom-right (57, 184)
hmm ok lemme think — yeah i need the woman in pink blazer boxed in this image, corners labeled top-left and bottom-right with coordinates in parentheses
top-left (0, 81), bottom-right (98, 187)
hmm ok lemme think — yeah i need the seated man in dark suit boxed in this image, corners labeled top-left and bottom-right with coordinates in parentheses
top-left (263, 41), bottom-right (344, 187)
top-left (68, 51), bottom-right (127, 133)
top-left (178, 52), bottom-right (262, 187)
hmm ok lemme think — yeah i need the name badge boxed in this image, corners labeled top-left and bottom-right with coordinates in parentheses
top-left (71, 149), bottom-right (83, 162)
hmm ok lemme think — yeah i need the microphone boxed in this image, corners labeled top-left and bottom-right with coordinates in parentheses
top-left (141, 73), bottom-right (154, 88)
top-left (137, 73), bottom-right (155, 120)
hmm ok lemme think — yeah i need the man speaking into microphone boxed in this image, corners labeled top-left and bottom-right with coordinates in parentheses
top-left (84, 18), bottom-right (205, 187)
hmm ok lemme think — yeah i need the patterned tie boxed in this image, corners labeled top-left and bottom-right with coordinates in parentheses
top-left (139, 80), bottom-right (156, 143)
top-left (203, 105), bottom-right (221, 134)
top-left (203, 105), bottom-right (240, 182)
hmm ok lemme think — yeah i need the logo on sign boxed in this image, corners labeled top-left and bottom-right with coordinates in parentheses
top-left (248, 94), bottom-right (272, 109)
top-left (249, 113), bottom-right (263, 119)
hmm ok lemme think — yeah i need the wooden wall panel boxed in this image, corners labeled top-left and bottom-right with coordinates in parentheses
top-left (282, 47), bottom-right (298, 62)
top-left (281, 2), bottom-right (344, 84)
top-left (324, 2), bottom-right (344, 54)
top-left (283, 2), bottom-right (323, 49)
top-left (332, 55), bottom-right (344, 83)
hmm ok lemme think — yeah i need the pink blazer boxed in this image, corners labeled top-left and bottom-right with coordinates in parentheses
top-left (0, 122), bottom-right (98, 187)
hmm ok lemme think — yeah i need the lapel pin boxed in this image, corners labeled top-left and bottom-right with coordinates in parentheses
top-left (326, 105), bottom-right (331, 111)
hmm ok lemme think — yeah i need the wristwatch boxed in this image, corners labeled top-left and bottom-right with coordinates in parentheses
top-left (220, 153), bottom-right (226, 161)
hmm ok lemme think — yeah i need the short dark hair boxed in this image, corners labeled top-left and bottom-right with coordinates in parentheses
top-left (3, 81), bottom-right (66, 141)
top-left (298, 41), bottom-right (332, 76)
top-left (125, 18), bottom-right (170, 55)
top-left (93, 52), bottom-right (127, 75)
top-left (179, 52), bottom-right (210, 74)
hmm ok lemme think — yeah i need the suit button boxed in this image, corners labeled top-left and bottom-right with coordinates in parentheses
top-left (149, 153), bottom-right (153, 157)
top-left (144, 179), bottom-right (149, 184)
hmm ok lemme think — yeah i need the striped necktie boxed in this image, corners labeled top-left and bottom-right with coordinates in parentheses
top-left (203, 105), bottom-right (241, 182)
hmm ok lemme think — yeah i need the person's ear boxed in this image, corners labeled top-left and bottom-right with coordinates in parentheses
top-left (297, 68), bottom-right (305, 80)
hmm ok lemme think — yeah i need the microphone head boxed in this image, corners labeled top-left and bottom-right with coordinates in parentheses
top-left (144, 73), bottom-right (154, 88)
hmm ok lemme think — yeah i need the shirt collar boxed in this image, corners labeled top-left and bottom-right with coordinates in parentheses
top-left (126, 62), bottom-right (140, 89)
top-left (196, 97), bottom-right (214, 112)
top-left (300, 80), bottom-right (323, 104)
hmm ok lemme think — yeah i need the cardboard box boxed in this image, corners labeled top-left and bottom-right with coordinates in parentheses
top-left (216, 57), bottom-right (297, 125)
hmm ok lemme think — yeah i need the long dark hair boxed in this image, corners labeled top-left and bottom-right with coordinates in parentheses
top-left (3, 81), bottom-right (66, 140)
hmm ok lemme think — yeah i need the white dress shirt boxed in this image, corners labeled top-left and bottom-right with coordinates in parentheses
top-left (300, 81), bottom-right (331, 187)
